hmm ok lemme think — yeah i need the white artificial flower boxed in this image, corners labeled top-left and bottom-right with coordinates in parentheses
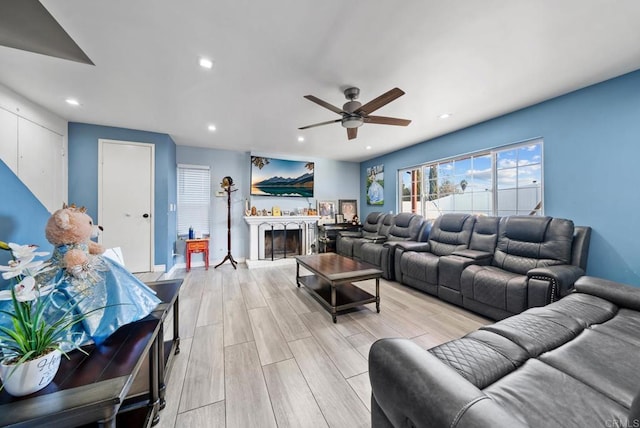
top-left (0, 276), bottom-right (55, 302)
top-left (8, 243), bottom-right (49, 259)
top-left (0, 258), bottom-right (51, 280)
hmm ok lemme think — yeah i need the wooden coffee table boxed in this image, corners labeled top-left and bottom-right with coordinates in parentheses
top-left (296, 253), bottom-right (382, 323)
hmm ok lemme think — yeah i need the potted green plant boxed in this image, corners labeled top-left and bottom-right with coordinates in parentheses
top-left (0, 241), bottom-right (89, 396)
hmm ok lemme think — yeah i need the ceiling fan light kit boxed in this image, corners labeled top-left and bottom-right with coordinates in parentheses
top-left (342, 116), bottom-right (364, 128)
top-left (299, 87), bottom-right (411, 140)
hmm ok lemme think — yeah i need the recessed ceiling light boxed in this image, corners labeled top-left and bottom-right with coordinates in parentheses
top-left (438, 113), bottom-right (452, 119)
top-left (199, 58), bottom-right (213, 69)
top-left (208, 124), bottom-right (216, 131)
top-left (366, 145), bottom-right (372, 150)
top-left (65, 98), bottom-right (80, 106)
top-left (297, 136), bottom-right (305, 142)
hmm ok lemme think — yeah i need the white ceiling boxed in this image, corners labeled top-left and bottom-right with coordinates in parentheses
top-left (1, 1), bottom-right (640, 162)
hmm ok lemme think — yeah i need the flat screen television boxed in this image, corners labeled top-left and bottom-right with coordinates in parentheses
top-left (250, 156), bottom-right (314, 197)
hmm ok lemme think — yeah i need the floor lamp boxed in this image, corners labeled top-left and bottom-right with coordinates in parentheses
top-left (214, 176), bottom-right (238, 269)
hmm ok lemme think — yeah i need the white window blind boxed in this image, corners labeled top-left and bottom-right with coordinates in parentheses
top-left (177, 164), bottom-right (211, 236)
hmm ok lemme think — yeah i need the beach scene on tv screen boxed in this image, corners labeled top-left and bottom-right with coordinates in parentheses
top-left (251, 156), bottom-right (314, 197)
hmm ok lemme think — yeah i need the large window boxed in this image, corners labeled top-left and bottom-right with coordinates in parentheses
top-left (399, 167), bottom-right (422, 215)
top-left (398, 139), bottom-right (543, 219)
top-left (177, 164), bottom-right (211, 236)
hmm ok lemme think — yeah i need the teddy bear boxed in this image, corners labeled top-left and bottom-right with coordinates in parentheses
top-left (44, 203), bottom-right (105, 279)
top-left (35, 202), bottom-right (161, 347)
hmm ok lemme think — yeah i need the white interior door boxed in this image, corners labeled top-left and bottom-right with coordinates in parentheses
top-left (99, 139), bottom-right (154, 273)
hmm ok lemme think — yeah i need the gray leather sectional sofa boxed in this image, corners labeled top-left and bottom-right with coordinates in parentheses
top-left (369, 276), bottom-right (640, 427)
top-left (337, 211), bottom-right (591, 320)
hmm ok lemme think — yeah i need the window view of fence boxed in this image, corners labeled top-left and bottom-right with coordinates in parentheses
top-left (399, 139), bottom-right (543, 219)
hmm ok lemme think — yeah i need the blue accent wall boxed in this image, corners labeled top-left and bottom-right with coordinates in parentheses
top-left (0, 159), bottom-right (53, 287)
top-left (361, 69), bottom-right (640, 286)
top-left (67, 123), bottom-right (177, 270)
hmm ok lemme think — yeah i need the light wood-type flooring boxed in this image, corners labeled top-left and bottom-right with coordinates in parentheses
top-left (143, 262), bottom-right (489, 428)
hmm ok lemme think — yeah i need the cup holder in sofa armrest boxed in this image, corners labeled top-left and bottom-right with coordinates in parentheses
top-left (365, 235), bottom-right (387, 244)
top-left (452, 249), bottom-right (493, 261)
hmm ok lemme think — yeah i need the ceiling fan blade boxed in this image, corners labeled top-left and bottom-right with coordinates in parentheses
top-left (355, 88), bottom-right (405, 115)
top-left (303, 95), bottom-right (345, 115)
top-left (364, 116), bottom-right (412, 126)
top-left (298, 119), bottom-right (341, 130)
top-left (347, 127), bottom-right (358, 140)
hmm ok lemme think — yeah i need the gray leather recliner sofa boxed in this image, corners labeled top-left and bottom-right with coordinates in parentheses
top-left (396, 214), bottom-right (591, 320)
top-left (394, 213), bottom-right (478, 295)
top-left (359, 212), bottom-right (426, 280)
top-left (335, 211), bottom-right (384, 258)
top-left (369, 275), bottom-right (640, 428)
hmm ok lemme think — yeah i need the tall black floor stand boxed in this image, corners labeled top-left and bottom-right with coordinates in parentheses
top-left (214, 186), bottom-right (238, 269)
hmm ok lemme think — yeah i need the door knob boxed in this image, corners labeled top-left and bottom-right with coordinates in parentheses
top-left (143, 213), bottom-right (150, 218)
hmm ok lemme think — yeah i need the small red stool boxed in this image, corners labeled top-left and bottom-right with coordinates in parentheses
top-left (185, 238), bottom-right (209, 271)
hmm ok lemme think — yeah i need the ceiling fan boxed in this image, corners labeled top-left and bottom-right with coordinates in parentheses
top-left (299, 87), bottom-right (411, 140)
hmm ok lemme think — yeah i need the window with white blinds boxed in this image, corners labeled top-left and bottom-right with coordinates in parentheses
top-left (177, 164), bottom-right (211, 236)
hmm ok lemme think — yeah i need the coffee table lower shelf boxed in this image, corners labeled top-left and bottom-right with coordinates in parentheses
top-left (297, 275), bottom-right (378, 322)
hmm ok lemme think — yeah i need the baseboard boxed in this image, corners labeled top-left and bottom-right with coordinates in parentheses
top-left (165, 264), bottom-right (179, 277)
top-left (153, 264), bottom-right (166, 272)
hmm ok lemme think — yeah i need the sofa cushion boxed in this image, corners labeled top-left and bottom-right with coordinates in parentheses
top-left (427, 213), bottom-right (476, 256)
top-left (468, 216), bottom-right (500, 253)
top-left (484, 359), bottom-right (629, 428)
top-left (480, 311), bottom-right (578, 357)
top-left (360, 242), bottom-right (385, 266)
top-left (377, 214), bottom-right (394, 237)
top-left (543, 292), bottom-right (617, 328)
top-left (493, 216), bottom-right (574, 275)
top-left (400, 250), bottom-right (440, 286)
top-left (362, 211), bottom-right (384, 238)
top-left (428, 330), bottom-right (528, 389)
top-left (540, 329), bottom-right (640, 408)
top-left (461, 265), bottom-right (527, 314)
top-left (592, 308), bottom-right (640, 347)
top-left (387, 212), bottom-right (423, 241)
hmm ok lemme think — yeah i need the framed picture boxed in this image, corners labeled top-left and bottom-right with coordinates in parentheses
top-left (339, 199), bottom-right (357, 223)
top-left (317, 200), bottom-right (336, 224)
top-left (366, 164), bottom-right (384, 205)
top-left (250, 156), bottom-right (314, 197)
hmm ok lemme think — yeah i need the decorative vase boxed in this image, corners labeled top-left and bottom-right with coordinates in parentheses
top-left (0, 349), bottom-right (62, 396)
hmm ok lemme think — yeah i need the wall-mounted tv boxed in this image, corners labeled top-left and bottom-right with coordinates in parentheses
top-left (251, 156), bottom-right (314, 197)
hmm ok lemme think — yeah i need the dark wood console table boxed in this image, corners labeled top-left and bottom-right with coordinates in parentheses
top-left (0, 278), bottom-right (182, 428)
top-left (317, 223), bottom-right (361, 253)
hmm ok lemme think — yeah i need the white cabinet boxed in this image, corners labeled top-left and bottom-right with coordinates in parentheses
top-left (0, 84), bottom-right (67, 213)
top-left (0, 108), bottom-right (18, 174)
top-left (18, 118), bottom-right (64, 213)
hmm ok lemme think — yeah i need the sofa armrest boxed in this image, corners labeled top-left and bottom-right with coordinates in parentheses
top-left (337, 231), bottom-right (362, 238)
top-left (527, 264), bottom-right (584, 300)
top-left (452, 249), bottom-right (493, 261)
top-left (369, 338), bottom-right (523, 428)
top-left (391, 241), bottom-right (430, 252)
top-left (439, 253), bottom-right (493, 291)
top-left (574, 276), bottom-right (640, 311)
